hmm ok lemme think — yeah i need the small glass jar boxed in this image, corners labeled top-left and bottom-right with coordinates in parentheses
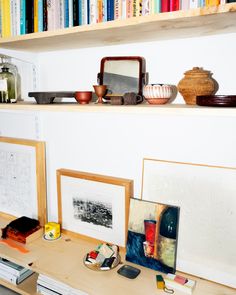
top-left (0, 67), bottom-right (16, 103)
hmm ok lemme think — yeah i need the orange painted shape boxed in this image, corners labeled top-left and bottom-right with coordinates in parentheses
top-left (0, 239), bottom-right (29, 253)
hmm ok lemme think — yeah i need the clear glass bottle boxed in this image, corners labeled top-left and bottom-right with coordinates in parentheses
top-left (0, 55), bottom-right (20, 102)
top-left (0, 67), bottom-right (16, 103)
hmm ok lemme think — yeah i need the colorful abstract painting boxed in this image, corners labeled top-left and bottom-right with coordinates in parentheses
top-left (126, 198), bottom-right (180, 273)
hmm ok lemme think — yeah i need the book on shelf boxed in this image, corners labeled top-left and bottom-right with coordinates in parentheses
top-left (0, 258), bottom-right (30, 276)
top-left (181, 0), bottom-right (190, 9)
top-left (0, 268), bottom-right (34, 285)
top-left (206, 0), bottom-right (220, 5)
top-left (37, 273), bottom-right (89, 295)
top-left (170, 0), bottom-right (180, 10)
top-left (164, 273), bottom-right (196, 294)
top-left (161, 0), bottom-right (170, 12)
top-left (189, 0), bottom-right (199, 8)
top-left (0, 258), bottom-right (34, 285)
top-left (1, 0), bottom-right (11, 38)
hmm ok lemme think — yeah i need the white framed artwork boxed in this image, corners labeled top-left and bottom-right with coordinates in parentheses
top-left (57, 169), bottom-right (133, 247)
top-left (0, 137), bottom-right (46, 225)
top-left (141, 158), bottom-right (236, 288)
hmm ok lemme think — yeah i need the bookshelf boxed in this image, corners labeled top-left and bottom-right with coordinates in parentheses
top-left (0, 216), bottom-right (235, 295)
top-left (0, 3), bottom-right (235, 52)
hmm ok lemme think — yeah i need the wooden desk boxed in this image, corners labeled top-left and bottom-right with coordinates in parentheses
top-left (0, 216), bottom-right (235, 295)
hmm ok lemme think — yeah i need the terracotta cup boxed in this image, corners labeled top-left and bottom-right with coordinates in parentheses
top-left (74, 91), bottom-right (92, 104)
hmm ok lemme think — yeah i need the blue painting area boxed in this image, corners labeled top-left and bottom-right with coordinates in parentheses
top-left (126, 231), bottom-right (173, 274)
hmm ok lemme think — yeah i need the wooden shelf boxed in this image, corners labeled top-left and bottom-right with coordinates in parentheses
top-left (0, 101), bottom-right (235, 117)
top-left (0, 274), bottom-right (38, 295)
top-left (0, 4), bottom-right (236, 52)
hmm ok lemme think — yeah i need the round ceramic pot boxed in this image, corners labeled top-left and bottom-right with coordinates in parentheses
top-left (177, 67), bottom-right (217, 105)
top-left (143, 84), bottom-right (172, 104)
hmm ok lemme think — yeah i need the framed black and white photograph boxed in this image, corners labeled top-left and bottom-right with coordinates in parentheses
top-left (57, 169), bottom-right (133, 247)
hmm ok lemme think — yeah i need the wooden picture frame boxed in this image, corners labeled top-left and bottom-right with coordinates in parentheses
top-left (0, 136), bottom-right (47, 226)
top-left (141, 158), bottom-right (236, 288)
top-left (57, 169), bottom-right (133, 247)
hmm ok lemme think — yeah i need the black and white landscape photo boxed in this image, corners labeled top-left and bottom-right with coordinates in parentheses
top-left (73, 197), bottom-right (113, 229)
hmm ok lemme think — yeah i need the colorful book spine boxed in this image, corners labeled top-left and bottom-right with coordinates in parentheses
top-left (121, 0), bottom-right (126, 18)
top-left (170, 0), bottom-right (179, 10)
top-left (68, 0), bottom-right (73, 27)
top-left (114, 0), bottom-right (122, 19)
top-left (103, 0), bottom-right (107, 21)
top-left (97, 0), bottom-right (103, 21)
top-left (26, 0), bottom-right (34, 33)
top-left (73, 0), bottom-right (79, 26)
top-left (46, 0), bottom-right (54, 30)
top-left (78, 0), bottom-right (83, 24)
top-left (126, 0), bottom-right (133, 17)
top-left (152, 0), bottom-right (161, 13)
top-left (0, 3), bottom-right (2, 37)
top-left (64, 0), bottom-right (69, 27)
top-left (90, 0), bottom-right (97, 23)
top-left (189, 0), bottom-right (199, 8)
top-left (107, 0), bottom-right (114, 20)
top-left (180, 0), bottom-right (189, 9)
top-left (206, 0), bottom-right (220, 4)
top-left (38, 0), bottom-right (43, 31)
top-left (2, 0), bottom-right (11, 37)
top-left (34, 0), bottom-right (38, 32)
top-left (59, 0), bottom-right (64, 28)
top-left (20, 0), bottom-right (26, 34)
top-left (133, 0), bottom-right (139, 16)
top-left (142, 0), bottom-right (151, 15)
top-left (10, 0), bottom-right (17, 36)
top-left (43, 0), bottom-right (47, 30)
top-left (161, 0), bottom-right (170, 11)
top-left (87, 0), bottom-right (90, 23)
top-left (82, 0), bottom-right (88, 24)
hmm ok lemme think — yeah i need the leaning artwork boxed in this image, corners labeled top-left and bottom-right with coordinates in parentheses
top-left (57, 169), bottom-right (133, 247)
top-left (126, 198), bottom-right (180, 273)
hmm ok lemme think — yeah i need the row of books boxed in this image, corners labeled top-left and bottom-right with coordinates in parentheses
top-left (37, 273), bottom-right (88, 295)
top-left (0, 0), bottom-right (236, 38)
top-left (0, 257), bottom-right (34, 285)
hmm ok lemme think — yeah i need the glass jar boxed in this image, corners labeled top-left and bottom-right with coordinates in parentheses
top-left (0, 67), bottom-right (16, 103)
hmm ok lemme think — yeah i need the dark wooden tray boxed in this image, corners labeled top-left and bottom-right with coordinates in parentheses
top-left (28, 91), bottom-right (75, 104)
top-left (196, 95), bottom-right (236, 107)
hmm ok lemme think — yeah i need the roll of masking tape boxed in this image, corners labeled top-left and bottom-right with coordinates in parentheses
top-left (44, 222), bottom-right (61, 240)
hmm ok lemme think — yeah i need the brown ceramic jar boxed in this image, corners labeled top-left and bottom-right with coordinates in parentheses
top-left (177, 67), bottom-right (217, 105)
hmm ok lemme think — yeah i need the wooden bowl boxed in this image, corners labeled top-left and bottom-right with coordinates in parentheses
top-left (74, 91), bottom-right (92, 104)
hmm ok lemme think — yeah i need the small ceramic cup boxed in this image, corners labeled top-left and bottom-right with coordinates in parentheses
top-left (74, 91), bottom-right (92, 104)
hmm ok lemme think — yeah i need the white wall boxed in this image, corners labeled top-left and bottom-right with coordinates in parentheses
top-left (37, 33), bottom-right (236, 101)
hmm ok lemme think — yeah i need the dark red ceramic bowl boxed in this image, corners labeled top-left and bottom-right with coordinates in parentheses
top-left (74, 91), bottom-right (92, 104)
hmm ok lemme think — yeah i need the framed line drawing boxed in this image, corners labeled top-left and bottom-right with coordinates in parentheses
top-left (141, 158), bottom-right (236, 288)
top-left (0, 137), bottom-right (47, 225)
top-left (57, 169), bottom-right (133, 247)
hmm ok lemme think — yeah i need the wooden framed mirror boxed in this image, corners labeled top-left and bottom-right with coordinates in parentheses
top-left (98, 56), bottom-right (148, 99)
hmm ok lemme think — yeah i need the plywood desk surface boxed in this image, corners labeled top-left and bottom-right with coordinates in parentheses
top-left (0, 216), bottom-right (235, 295)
